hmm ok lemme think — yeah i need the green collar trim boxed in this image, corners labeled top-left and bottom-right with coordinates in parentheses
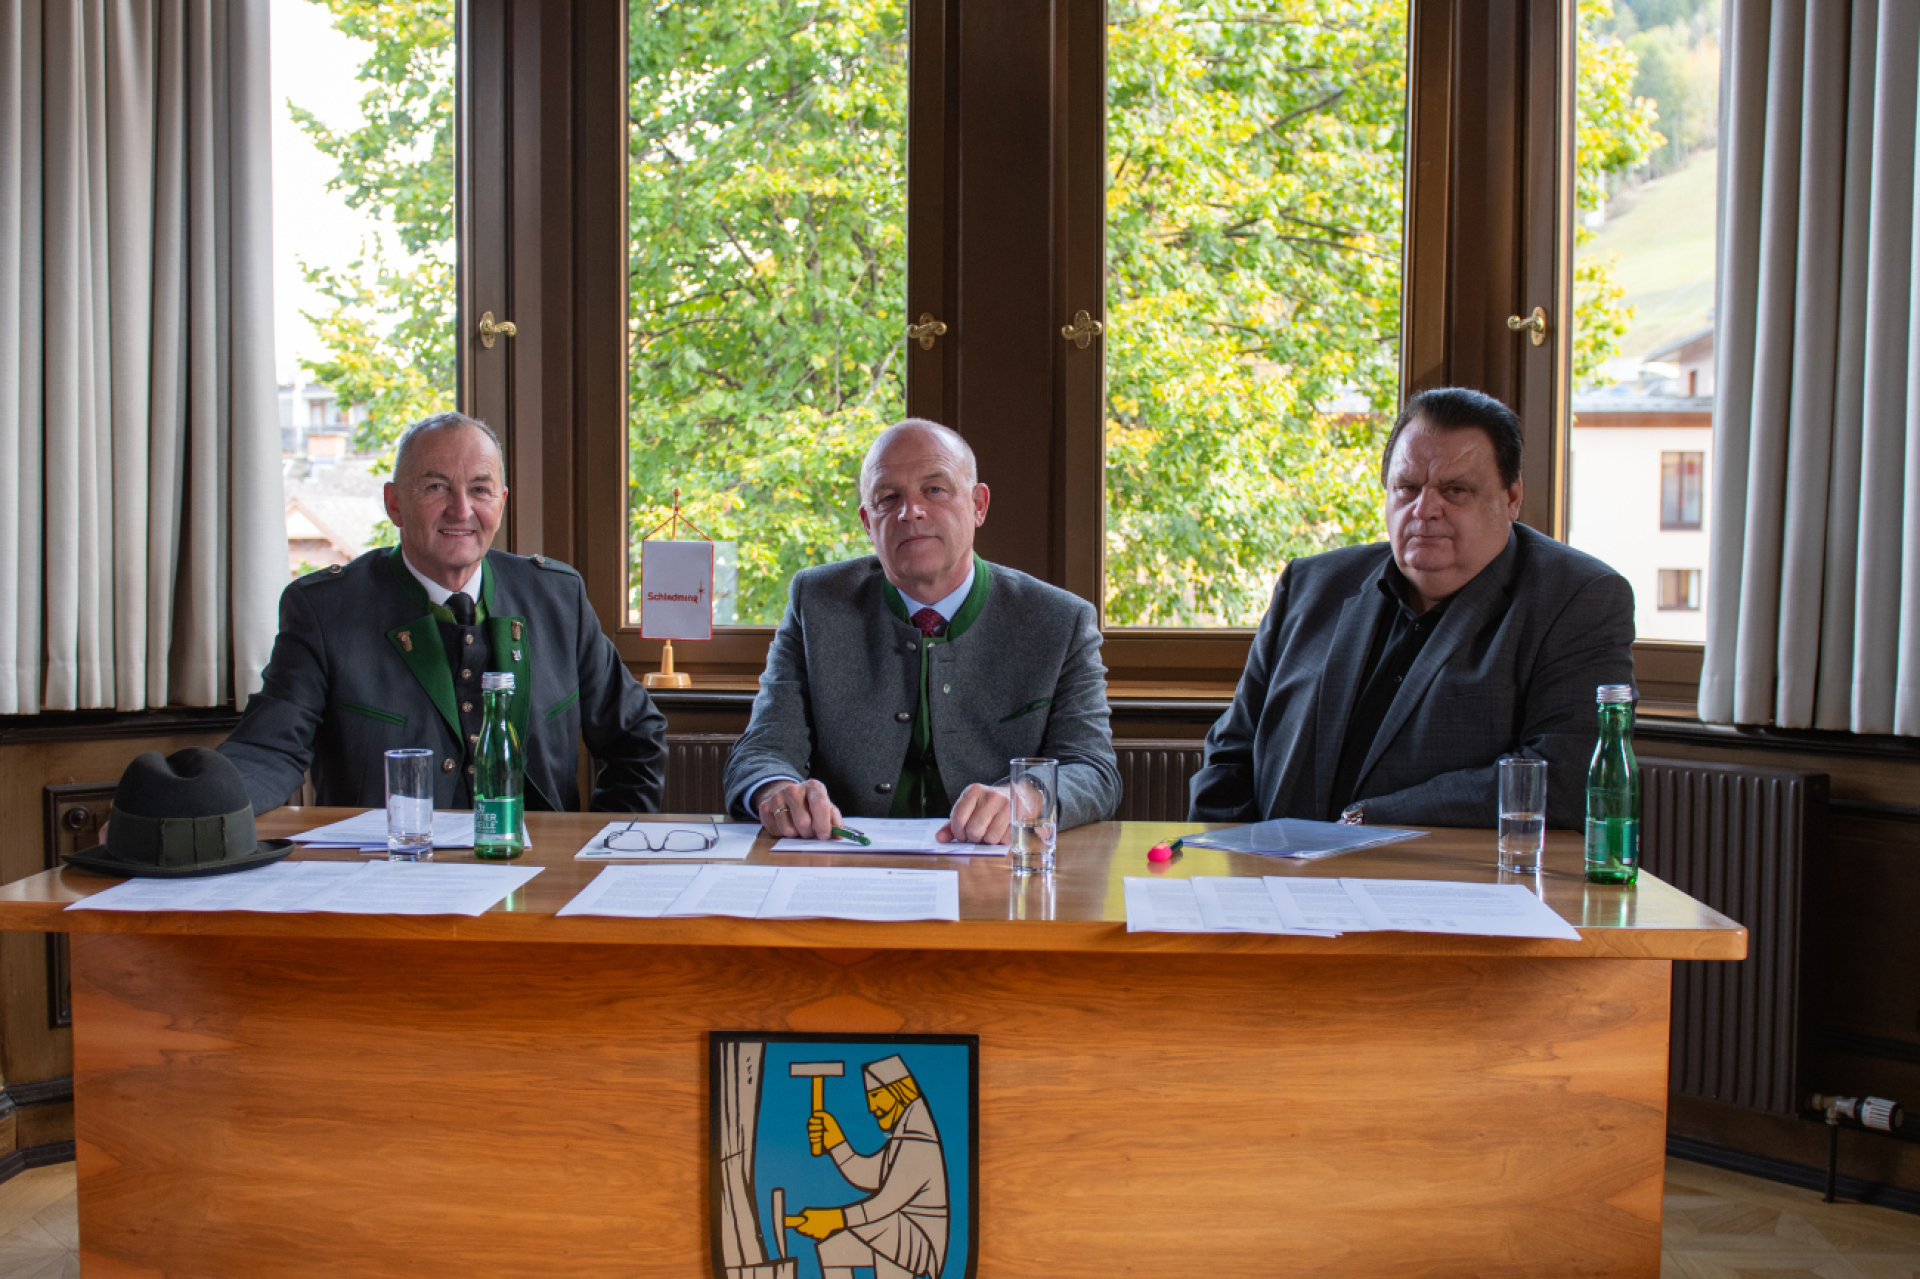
top-left (882, 555), bottom-right (990, 641)
top-left (387, 545), bottom-right (490, 624)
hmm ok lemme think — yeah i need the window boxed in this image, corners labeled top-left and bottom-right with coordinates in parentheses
top-left (1567, 1), bottom-right (1718, 646)
top-left (1660, 450), bottom-right (1703, 529)
top-left (1101, 0), bottom-right (1409, 627)
top-left (1658, 568), bottom-right (1700, 611)
top-left (624, 1), bottom-right (909, 628)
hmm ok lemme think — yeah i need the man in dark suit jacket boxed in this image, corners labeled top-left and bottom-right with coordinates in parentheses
top-left (1189, 387), bottom-right (1633, 829)
top-left (723, 419), bottom-right (1121, 843)
top-left (219, 413), bottom-right (667, 815)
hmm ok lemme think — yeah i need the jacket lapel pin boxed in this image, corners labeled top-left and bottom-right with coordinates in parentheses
top-left (513, 649), bottom-right (522, 662)
top-left (399, 632), bottom-right (413, 652)
top-left (511, 620), bottom-right (523, 640)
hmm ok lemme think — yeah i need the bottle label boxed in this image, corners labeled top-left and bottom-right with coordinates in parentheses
top-left (475, 796), bottom-right (523, 845)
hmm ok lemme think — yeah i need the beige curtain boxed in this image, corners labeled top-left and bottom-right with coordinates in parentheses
top-left (0, 0), bottom-right (281, 714)
top-left (1701, 0), bottom-right (1920, 734)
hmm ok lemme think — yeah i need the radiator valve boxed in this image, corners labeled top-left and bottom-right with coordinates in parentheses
top-left (1811, 1093), bottom-right (1904, 1132)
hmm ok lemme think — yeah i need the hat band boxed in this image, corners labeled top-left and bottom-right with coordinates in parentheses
top-left (111, 806), bottom-right (257, 868)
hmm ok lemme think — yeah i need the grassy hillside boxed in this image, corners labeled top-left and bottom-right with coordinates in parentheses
top-left (1581, 146), bottom-right (1716, 361)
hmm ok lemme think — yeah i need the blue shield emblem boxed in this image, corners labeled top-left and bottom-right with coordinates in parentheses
top-left (710, 1032), bottom-right (978, 1279)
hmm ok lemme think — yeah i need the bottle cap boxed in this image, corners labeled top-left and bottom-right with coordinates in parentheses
top-left (481, 671), bottom-right (515, 691)
top-left (1596, 684), bottom-right (1635, 703)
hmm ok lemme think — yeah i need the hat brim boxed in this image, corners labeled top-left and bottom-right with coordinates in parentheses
top-left (62, 839), bottom-right (297, 879)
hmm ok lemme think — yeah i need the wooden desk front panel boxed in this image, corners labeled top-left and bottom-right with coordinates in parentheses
top-left (73, 934), bottom-right (1668, 1278)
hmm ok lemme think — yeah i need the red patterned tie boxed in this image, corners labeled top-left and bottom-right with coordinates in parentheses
top-left (911, 607), bottom-right (945, 639)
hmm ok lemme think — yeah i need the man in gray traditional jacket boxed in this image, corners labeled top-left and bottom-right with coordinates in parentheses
top-left (723, 419), bottom-right (1121, 843)
top-left (1189, 387), bottom-right (1634, 829)
top-left (219, 412), bottom-right (667, 816)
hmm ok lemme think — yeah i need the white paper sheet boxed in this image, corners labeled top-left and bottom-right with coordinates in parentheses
top-left (1192, 876), bottom-right (1338, 936)
top-left (1181, 819), bottom-right (1427, 860)
top-left (660, 865), bottom-right (783, 918)
top-left (757, 867), bottom-right (960, 922)
top-left (291, 809), bottom-right (478, 849)
top-left (1338, 879), bottom-right (1581, 941)
top-left (574, 821), bottom-right (760, 861)
top-left (1123, 877), bottom-right (1213, 933)
top-left (1263, 878), bottom-right (1377, 934)
top-left (66, 860), bottom-right (373, 913)
top-left (772, 817), bottom-right (1001, 856)
top-left (297, 861), bottom-right (543, 916)
top-left (555, 865), bottom-right (709, 918)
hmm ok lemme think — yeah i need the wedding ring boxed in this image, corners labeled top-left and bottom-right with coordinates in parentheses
top-left (769, 805), bottom-right (790, 817)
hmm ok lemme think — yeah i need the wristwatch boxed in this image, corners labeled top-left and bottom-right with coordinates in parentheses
top-left (1339, 802), bottom-right (1366, 826)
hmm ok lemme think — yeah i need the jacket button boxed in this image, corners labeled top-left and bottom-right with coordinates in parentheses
top-left (441, 759), bottom-right (455, 773)
top-left (469, 733), bottom-right (479, 746)
top-left (895, 711), bottom-right (911, 722)
top-left (532, 554), bottom-right (546, 565)
top-left (467, 764), bottom-right (475, 775)
top-left (327, 564), bottom-right (342, 574)
top-left (904, 641), bottom-right (918, 652)
top-left (461, 668), bottom-right (472, 679)
top-left (464, 634), bottom-right (474, 645)
top-left (876, 782), bottom-right (893, 794)
top-left (462, 702), bottom-right (473, 713)
top-left (942, 684), bottom-right (951, 694)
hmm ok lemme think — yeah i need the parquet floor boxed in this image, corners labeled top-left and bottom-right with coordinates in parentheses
top-left (0, 1158), bottom-right (1911, 1276)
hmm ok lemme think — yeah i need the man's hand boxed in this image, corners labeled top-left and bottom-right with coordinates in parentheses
top-left (938, 783), bottom-right (1012, 845)
top-left (808, 1109), bottom-right (848, 1154)
top-left (785, 1207), bottom-right (846, 1241)
top-left (754, 779), bottom-right (842, 841)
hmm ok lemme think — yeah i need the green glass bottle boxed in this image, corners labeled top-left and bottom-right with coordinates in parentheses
top-left (1584, 683), bottom-right (1639, 885)
top-left (474, 671), bottom-right (524, 860)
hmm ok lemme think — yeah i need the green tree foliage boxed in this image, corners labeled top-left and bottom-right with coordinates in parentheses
top-left (290, 0), bottom-right (457, 463)
top-left (1574, 0), bottom-right (1665, 386)
top-left (626, 0), bottom-right (907, 624)
top-left (1102, 0), bottom-right (1407, 625)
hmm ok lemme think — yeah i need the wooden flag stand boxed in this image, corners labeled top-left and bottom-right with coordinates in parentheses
top-left (637, 489), bottom-right (715, 690)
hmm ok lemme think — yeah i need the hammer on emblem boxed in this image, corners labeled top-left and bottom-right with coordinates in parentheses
top-left (790, 1060), bottom-right (844, 1155)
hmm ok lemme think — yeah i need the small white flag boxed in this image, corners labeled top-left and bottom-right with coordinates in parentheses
top-left (639, 540), bottom-right (714, 641)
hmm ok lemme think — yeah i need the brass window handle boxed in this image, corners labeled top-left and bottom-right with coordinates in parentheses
top-left (478, 311), bottom-right (518, 349)
top-left (1061, 309), bottom-right (1103, 349)
top-left (906, 313), bottom-right (948, 349)
top-left (1506, 306), bottom-right (1548, 346)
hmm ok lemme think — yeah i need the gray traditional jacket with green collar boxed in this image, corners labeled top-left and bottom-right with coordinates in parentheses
top-left (219, 546), bottom-right (667, 816)
top-left (722, 555), bottom-right (1122, 828)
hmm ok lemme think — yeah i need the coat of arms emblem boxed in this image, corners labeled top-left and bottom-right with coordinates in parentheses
top-left (710, 1032), bottom-right (978, 1279)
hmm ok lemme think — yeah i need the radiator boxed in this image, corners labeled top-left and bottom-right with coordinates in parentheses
top-left (1639, 755), bottom-right (1828, 1117)
top-left (664, 734), bottom-right (738, 815)
top-left (1113, 739), bottom-right (1206, 822)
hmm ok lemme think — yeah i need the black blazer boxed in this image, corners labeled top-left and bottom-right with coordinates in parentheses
top-left (1189, 525), bottom-right (1635, 828)
top-left (220, 547), bottom-right (667, 815)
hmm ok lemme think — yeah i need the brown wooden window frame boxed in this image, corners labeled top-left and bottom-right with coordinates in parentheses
top-left (459, 0), bottom-right (1705, 707)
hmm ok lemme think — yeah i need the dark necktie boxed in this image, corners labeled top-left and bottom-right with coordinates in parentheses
top-left (448, 592), bottom-right (476, 627)
top-left (910, 607), bottom-right (944, 639)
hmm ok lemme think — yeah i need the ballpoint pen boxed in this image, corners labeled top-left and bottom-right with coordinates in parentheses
top-left (831, 825), bottom-right (873, 846)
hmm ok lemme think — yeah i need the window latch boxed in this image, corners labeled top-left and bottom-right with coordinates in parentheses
top-left (1506, 306), bottom-right (1548, 346)
top-left (477, 311), bottom-right (518, 350)
top-left (906, 313), bottom-right (948, 350)
top-left (1061, 309), bottom-right (1103, 350)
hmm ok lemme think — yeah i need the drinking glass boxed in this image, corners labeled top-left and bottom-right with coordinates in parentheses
top-left (385, 748), bottom-right (435, 861)
top-left (1498, 757), bottom-right (1548, 873)
top-left (1007, 757), bottom-right (1058, 875)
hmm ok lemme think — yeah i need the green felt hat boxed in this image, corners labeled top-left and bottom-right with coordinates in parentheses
top-left (63, 748), bottom-right (293, 878)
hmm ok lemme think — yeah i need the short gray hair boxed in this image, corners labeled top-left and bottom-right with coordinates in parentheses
top-left (393, 411), bottom-right (506, 485)
top-left (859, 418), bottom-right (979, 504)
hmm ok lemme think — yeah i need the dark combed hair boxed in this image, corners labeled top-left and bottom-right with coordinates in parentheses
top-left (1379, 387), bottom-right (1523, 488)
top-left (393, 411), bottom-right (506, 484)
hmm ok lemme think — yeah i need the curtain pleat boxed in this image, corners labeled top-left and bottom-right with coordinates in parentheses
top-left (1701, 0), bottom-right (1920, 738)
top-left (0, 0), bottom-right (279, 713)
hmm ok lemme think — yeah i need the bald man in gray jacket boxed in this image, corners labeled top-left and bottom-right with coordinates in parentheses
top-left (723, 420), bottom-right (1121, 844)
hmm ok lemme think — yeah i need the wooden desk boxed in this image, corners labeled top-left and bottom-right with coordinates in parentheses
top-left (0, 813), bottom-right (1744, 1277)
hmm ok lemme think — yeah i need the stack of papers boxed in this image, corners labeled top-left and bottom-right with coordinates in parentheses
top-left (292, 810), bottom-right (478, 849)
top-left (1179, 819), bottom-right (1427, 861)
top-left (68, 860), bottom-right (542, 917)
top-left (558, 865), bottom-right (960, 921)
top-left (772, 817), bottom-right (1002, 856)
top-left (1124, 876), bottom-right (1580, 940)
